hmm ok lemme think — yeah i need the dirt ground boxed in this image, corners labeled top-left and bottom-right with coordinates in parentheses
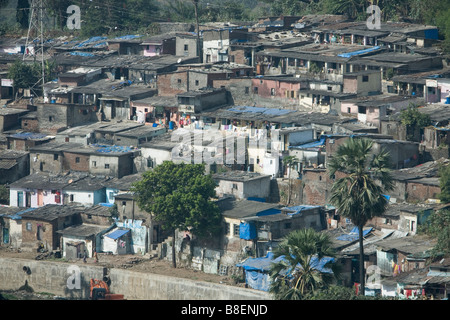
top-left (0, 246), bottom-right (243, 299)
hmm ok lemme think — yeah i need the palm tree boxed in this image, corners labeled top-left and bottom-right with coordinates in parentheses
top-left (328, 137), bottom-right (393, 296)
top-left (269, 229), bottom-right (339, 300)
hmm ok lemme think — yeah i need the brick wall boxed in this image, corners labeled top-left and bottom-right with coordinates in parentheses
top-left (406, 182), bottom-right (440, 202)
top-left (63, 152), bottom-right (90, 172)
top-left (157, 71), bottom-right (188, 96)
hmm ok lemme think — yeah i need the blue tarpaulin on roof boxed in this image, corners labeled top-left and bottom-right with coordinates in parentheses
top-left (236, 252), bottom-right (335, 291)
top-left (240, 222), bottom-right (257, 240)
top-left (290, 136), bottom-right (326, 149)
top-left (336, 227), bottom-right (373, 241)
top-left (338, 46), bottom-right (380, 58)
top-left (106, 228), bottom-right (130, 240)
top-left (283, 205), bottom-right (320, 216)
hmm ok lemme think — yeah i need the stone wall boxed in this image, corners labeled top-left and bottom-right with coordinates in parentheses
top-left (0, 257), bottom-right (270, 300)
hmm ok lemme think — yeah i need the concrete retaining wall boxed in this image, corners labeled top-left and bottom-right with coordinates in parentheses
top-left (0, 258), bottom-right (270, 300)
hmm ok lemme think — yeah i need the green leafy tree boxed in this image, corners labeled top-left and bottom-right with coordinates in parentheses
top-left (16, 0), bottom-right (29, 29)
top-left (0, 185), bottom-right (9, 205)
top-left (419, 209), bottom-right (450, 256)
top-left (328, 138), bottom-right (393, 296)
top-left (269, 228), bottom-right (339, 300)
top-left (8, 60), bottom-right (39, 91)
top-left (132, 162), bottom-right (222, 268)
top-left (438, 164), bottom-right (450, 204)
top-left (399, 104), bottom-right (431, 141)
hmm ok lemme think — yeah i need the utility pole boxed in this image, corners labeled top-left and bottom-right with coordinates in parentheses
top-left (192, 0), bottom-right (202, 63)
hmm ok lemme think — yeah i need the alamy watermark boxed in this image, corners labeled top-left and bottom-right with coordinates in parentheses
top-left (170, 128), bottom-right (282, 165)
top-left (366, 5), bottom-right (381, 30)
top-left (66, 5), bottom-right (81, 30)
top-left (66, 265), bottom-right (81, 290)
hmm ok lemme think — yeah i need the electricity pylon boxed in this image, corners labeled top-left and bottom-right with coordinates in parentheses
top-left (23, 0), bottom-right (47, 97)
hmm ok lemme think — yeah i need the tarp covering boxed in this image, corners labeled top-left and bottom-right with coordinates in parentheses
top-left (290, 136), bottom-right (326, 149)
top-left (240, 222), bottom-right (257, 240)
top-left (236, 252), bottom-right (335, 291)
top-left (337, 46), bottom-right (380, 58)
top-left (336, 227), bottom-right (373, 241)
top-left (283, 205), bottom-right (321, 216)
top-left (105, 228), bottom-right (130, 240)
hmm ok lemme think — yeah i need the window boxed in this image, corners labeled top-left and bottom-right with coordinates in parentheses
top-left (233, 224), bottom-right (240, 236)
top-left (92, 161), bottom-right (96, 167)
top-left (105, 164), bottom-right (110, 169)
top-left (232, 183), bottom-right (238, 189)
top-left (284, 222), bottom-right (292, 229)
top-left (347, 107), bottom-right (351, 113)
top-left (245, 87), bottom-right (249, 94)
top-left (362, 75), bottom-right (369, 82)
top-left (75, 157), bottom-right (80, 163)
top-left (184, 44), bottom-right (188, 51)
top-left (177, 79), bottom-right (182, 84)
top-left (87, 214), bottom-right (92, 219)
top-left (122, 201), bottom-right (126, 206)
top-left (253, 87), bottom-right (258, 94)
top-left (49, 116), bottom-right (54, 122)
top-left (195, 80), bottom-right (199, 86)
top-left (225, 223), bottom-right (231, 235)
top-left (53, 154), bottom-right (58, 161)
top-left (26, 222), bottom-right (32, 231)
top-left (70, 194), bottom-right (74, 202)
top-left (271, 88), bottom-right (275, 96)
top-left (358, 106), bottom-right (367, 114)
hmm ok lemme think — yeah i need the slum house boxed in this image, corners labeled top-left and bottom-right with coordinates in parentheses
top-left (418, 104), bottom-right (450, 160)
top-left (28, 141), bottom-right (85, 175)
top-left (424, 77), bottom-right (450, 104)
top-left (0, 149), bottom-right (29, 184)
top-left (6, 131), bottom-right (54, 151)
top-left (0, 206), bottom-right (30, 249)
top-left (176, 87), bottom-right (230, 117)
top-left (102, 227), bottom-right (132, 255)
top-left (202, 27), bottom-right (249, 63)
top-left (107, 35), bottom-right (144, 56)
top-left (391, 68), bottom-right (450, 98)
top-left (255, 43), bottom-right (384, 78)
top-left (186, 64), bottom-right (254, 92)
top-left (20, 111), bottom-right (39, 132)
top-left (367, 202), bottom-right (438, 235)
top-left (113, 125), bottom-right (166, 147)
top-left (140, 33), bottom-right (176, 57)
top-left (36, 102), bottom-right (99, 134)
top-left (57, 222), bottom-right (113, 259)
top-left (0, 107), bottom-right (29, 132)
top-left (138, 133), bottom-right (182, 168)
top-left (291, 14), bottom-right (349, 32)
top-left (130, 95), bottom-right (179, 127)
top-left (229, 31), bottom-right (313, 68)
top-left (20, 204), bottom-right (85, 252)
top-left (156, 70), bottom-right (189, 96)
top-left (62, 175), bottom-right (111, 207)
top-left (388, 158), bottom-right (448, 202)
top-left (217, 197), bottom-right (282, 256)
top-left (376, 235), bottom-right (437, 277)
top-left (54, 122), bottom-right (106, 145)
top-left (211, 77), bottom-right (254, 106)
top-left (102, 173), bottom-right (143, 205)
top-left (92, 122), bottom-right (145, 145)
top-left (212, 171), bottom-right (271, 201)
top-left (9, 172), bottom-right (88, 208)
top-left (175, 33), bottom-right (200, 59)
top-left (98, 84), bottom-right (157, 122)
top-left (84, 144), bottom-right (139, 178)
top-left (249, 16), bottom-right (302, 33)
top-left (340, 94), bottom-right (423, 129)
top-left (251, 75), bottom-right (309, 108)
top-left (57, 204), bottom-right (116, 258)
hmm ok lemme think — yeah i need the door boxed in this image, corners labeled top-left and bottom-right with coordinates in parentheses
top-left (2, 228), bottom-right (9, 244)
top-left (37, 190), bottom-right (43, 206)
top-left (17, 191), bottom-right (23, 207)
